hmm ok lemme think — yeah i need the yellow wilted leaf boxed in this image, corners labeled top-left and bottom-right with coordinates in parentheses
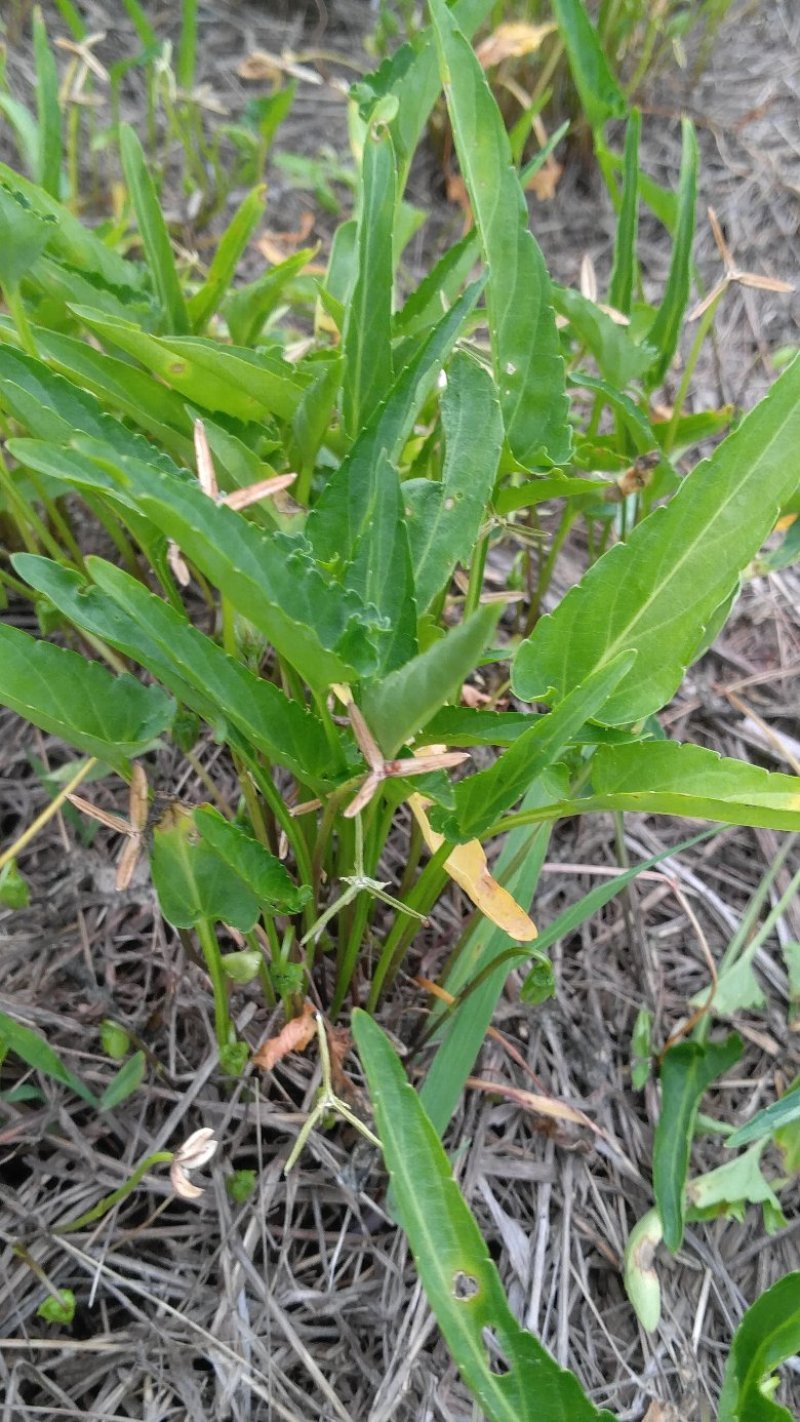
top-left (408, 791), bottom-right (537, 942)
top-left (476, 21), bottom-right (557, 68)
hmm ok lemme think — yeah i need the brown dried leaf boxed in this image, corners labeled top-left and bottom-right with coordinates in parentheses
top-left (476, 21), bottom-right (556, 68)
top-left (253, 1001), bottom-right (316, 1071)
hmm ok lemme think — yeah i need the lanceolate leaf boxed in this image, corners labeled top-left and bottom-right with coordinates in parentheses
top-left (346, 451), bottom-right (417, 674)
top-left (13, 555), bottom-right (335, 786)
top-left (485, 741), bottom-right (800, 837)
top-left (608, 109), bottom-right (641, 316)
top-left (0, 624), bottom-right (174, 771)
top-left (718, 1272), bottom-right (800, 1422)
top-left (432, 652), bottom-right (636, 842)
top-left (513, 354), bottom-right (800, 724)
top-left (342, 117), bottom-right (396, 437)
top-left (361, 602), bottom-right (499, 757)
top-left (119, 124), bottom-right (188, 334)
top-left (551, 0), bottom-right (626, 132)
top-left (187, 183), bottom-right (267, 333)
top-left (646, 118), bottom-right (698, 388)
top-left (405, 351), bottom-right (503, 612)
top-left (552, 283), bottom-right (655, 387)
top-left (654, 1034), bottom-right (743, 1252)
top-left (307, 277), bottom-right (484, 564)
top-left (0, 1011), bottom-right (97, 1106)
top-left (429, 0), bottom-right (570, 465)
top-left (353, 1011), bottom-right (613, 1422)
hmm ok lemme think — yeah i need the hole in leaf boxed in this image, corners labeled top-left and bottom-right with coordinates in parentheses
top-left (452, 1270), bottom-right (479, 1301)
top-left (482, 1327), bottom-right (511, 1376)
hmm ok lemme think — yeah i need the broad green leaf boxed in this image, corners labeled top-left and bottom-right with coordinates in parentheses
top-left (343, 116), bottom-right (396, 437)
top-left (646, 119), bottom-right (698, 387)
top-left (0, 162), bottom-right (144, 294)
top-left (0, 185), bottom-right (54, 290)
top-left (513, 355), bottom-right (800, 724)
top-left (0, 624), bottom-right (174, 771)
top-left (150, 807), bottom-right (260, 931)
top-left (14, 554), bottom-right (338, 786)
top-left (307, 276), bottom-right (484, 564)
top-left (353, 1011), bottom-right (613, 1422)
top-left (17, 325), bottom-right (193, 456)
top-left (728, 1090), bottom-right (800, 1150)
top-left (429, 0), bottom-right (569, 465)
top-left (194, 807), bottom-right (310, 912)
top-left (654, 1034), bottom-right (742, 1251)
top-left (361, 602), bottom-right (499, 757)
top-left (551, 0), bottom-right (626, 131)
top-left (119, 124), bottom-right (188, 334)
top-left (346, 451), bottom-right (417, 674)
top-left (22, 438), bottom-right (381, 689)
top-left (98, 1051), bottom-right (146, 1111)
top-left (405, 351), bottom-right (502, 612)
top-left (70, 307), bottom-right (306, 423)
top-left (432, 652), bottom-right (636, 842)
top-left (187, 183), bottom-right (267, 333)
top-left (552, 283), bottom-right (655, 387)
top-left (33, 7), bottom-right (63, 198)
top-left (608, 109), bottom-right (641, 316)
top-left (718, 1272), bottom-right (800, 1422)
top-left (0, 1010), bottom-right (97, 1106)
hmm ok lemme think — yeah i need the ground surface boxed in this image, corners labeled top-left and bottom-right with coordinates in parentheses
top-left (1, 3), bottom-right (799, 1420)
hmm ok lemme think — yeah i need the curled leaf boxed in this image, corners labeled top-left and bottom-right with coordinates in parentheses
top-left (253, 1001), bottom-right (316, 1071)
top-left (409, 790), bottom-right (537, 942)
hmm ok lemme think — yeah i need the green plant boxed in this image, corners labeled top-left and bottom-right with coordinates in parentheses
top-left (0, 1), bottom-right (798, 1415)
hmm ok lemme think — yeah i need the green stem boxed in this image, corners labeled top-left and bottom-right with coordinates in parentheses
top-left (664, 295), bottom-right (722, 454)
top-left (56, 1150), bottom-right (173, 1233)
top-left (195, 917), bottom-right (232, 1051)
top-left (367, 844), bottom-right (450, 1011)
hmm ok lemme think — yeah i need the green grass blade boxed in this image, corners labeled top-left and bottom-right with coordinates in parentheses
top-left (121, 0), bottom-right (158, 48)
top-left (52, 0), bottom-right (86, 39)
top-left (0, 95), bottom-right (40, 176)
top-left (513, 355), bottom-right (800, 724)
top-left (176, 0), bottom-right (198, 90)
top-left (0, 624), bottom-right (174, 772)
top-left (99, 1052), bottom-right (145, 1112)
top-left (429, 0), bottom-right (569, 466)
top-left (342, 115), bottom-right (396, 438)
top-left (608, 108), bottom-right (641, 315)
top-left (32, 6), bottom-right (62, 198)
top-left (361, 602), bottom-right (499, 757)
top-left (119, 124), bottom-right (189, 334)
top-left (551, 0), bottom-right (626, 132)
top-left (718, 1272), bottom-right (800, 1422)
top-left (646, 118), bottom-right (698, 387)
top-left (352, 1011), bottom-right (614, 1422)
top-left (187, 184), bottom-right (267, 333)
top-left (0, 1011), bottom-right (98, 1106)
top-left (654, 1035), bottom-right (743, 1251)
top-left (405, 351), bottom-right (503, 613)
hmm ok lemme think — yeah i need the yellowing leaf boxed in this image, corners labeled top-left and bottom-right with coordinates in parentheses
top-left (476, 21), bottom-right (557, 68)
top-left (409, 791), bottom-right (537, 942)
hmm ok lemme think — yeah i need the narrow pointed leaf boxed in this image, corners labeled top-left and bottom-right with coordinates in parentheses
top-left (188, 183), bottom-right (267, 333)
top-left (429, 0), bottom-right (569, 465)
top-left (343, 118), bottom-right (396, 436)
top-left (646, 118), bottom-right (698, 387)
top-left (361, 603), bottom-right (499, 757)
top-left (119, 124), bottom-right (188, 334)
top-left (513, 354), bottom-right (800, 724)
top-left (0, 1011), bottom-right (97, 1106)
top-left (346, 451), bottom-right (417, 673)
top-left (432, 652), bottom-right (636, 841)
top-left (353, 1011), bottom-right (613, 1422)
top-left (654, 1034), bottom-right (743, 1252)
top-left (608, 109), bottom-right (641, 315)
top-left (405, 351), bottom-right (502, 612)
top-left (551, 0), bottom-right (625, 130)
top-left (33, 7), bottom-right (63, 198)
